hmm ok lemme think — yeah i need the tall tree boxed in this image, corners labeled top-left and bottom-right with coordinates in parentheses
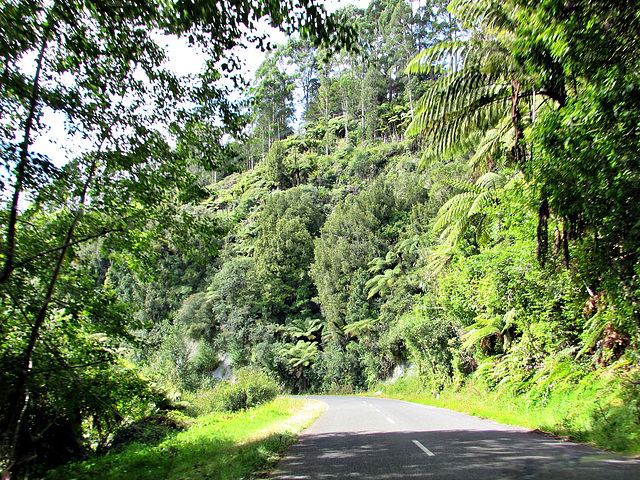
top-left (253, 187), bottom-right (323, 323)
top-left (251, 57), bottom-right (297, 158)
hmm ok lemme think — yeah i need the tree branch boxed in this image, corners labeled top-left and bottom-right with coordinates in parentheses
top-left (12, 227), bottom-right (124, 270)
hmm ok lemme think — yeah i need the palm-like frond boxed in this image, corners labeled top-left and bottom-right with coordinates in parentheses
top-left (433, 172), bottom-right (506, 247)
top-left (343, 318), bottom-right (376, 338)
top-left (426, 244), bottom-right (460, 275)
top-left (449, 0), bottom-right (513, 31)
top-left (397, 234), bottom-right (423, 255)
top-left (463, 309), bottom-right (516, 351)
top-left (408, 68), bottom-right (510, 136)
top-left (468, 115), bottom-right (512, 170)
top-left (405, 1), bottom-right (527, 171)
top-left (463, 316), bottom-right (501, 350)
top-left (407, 69), bottom-right (513, 168)
top-left (280, 340), bottom-right (319, 368)
top-left (367, 251), bottom-right (399, 274)
top-left (406, 40), bottom-right (473, 75)
top-left (467, 189), bottom-right (495, 216)
top-left (365, 265), bottom-right (402, 299)
top-left (475, 171), bottom-right (506, 191)
top-left (287, 317), bottom-right (324, 341)
top-left (440, 214), bottom-right (475, 247)
top-left (433, 191), bottom-right (479, 232)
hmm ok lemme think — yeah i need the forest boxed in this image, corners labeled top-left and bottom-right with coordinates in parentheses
top-left (1, 0), bottom-right (640, 477)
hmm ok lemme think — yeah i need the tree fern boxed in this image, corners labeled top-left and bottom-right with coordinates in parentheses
top-left (468, 116), bottom-right (513, 171)
top-left (405, 0), bottom-right (537, 171)
top-left (365, 265), bottom-right (402, 299)
top-left (433, 171), bottom-right (506, 247)
top-left (426, 244), bottom-right (460, 275)
top-left (285, 317), bottom-right (324, 341)
top-left (280, 340), bottom-right (318, 368)
top-left (343, 318), bottom-right (377, 338)
top-left (463, 308), bottom-right (517, 352)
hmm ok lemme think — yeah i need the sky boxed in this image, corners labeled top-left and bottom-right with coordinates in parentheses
top-left (164, 0), bottom-right (372, 79)
top-left (33, 0), bottom-right (371, 165)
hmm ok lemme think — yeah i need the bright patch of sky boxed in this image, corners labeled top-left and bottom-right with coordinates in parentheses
top-left (164, 0), bottom-right (371, 81)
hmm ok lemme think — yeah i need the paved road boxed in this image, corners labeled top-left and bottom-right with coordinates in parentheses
top-left (271, 396), bottom-right (640, 479)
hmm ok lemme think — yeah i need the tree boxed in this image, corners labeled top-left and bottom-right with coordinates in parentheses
top-left (281, 38), bottom-right (321, 120)
top-left (433, 172), bottom-right (507, 246)
top-left (311, 179), bottom-right (398, 339)
top-left (251, 58), bottom-right (297, 158)
top-left (253, 187), bottom-right (322, 323)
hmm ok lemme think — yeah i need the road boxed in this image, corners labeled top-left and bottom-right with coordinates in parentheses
top-left (271, 396), bottom-right (640, 479)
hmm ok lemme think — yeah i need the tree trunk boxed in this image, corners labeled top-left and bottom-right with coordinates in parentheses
top-left (0, 27), bottom-right (51, 287)
top-left (510, 79), bottom-right (526, 165)
top-left (343, 94), bottom-right (349, 144)
top-left (4, 145), bottom-right (101, 478)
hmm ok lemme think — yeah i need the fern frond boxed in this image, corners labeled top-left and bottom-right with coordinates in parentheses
top-left (463, 315), bottom-right (501, 350)
top-left (433, 191), bottom-right (477, 232)
top-left (468, 116), bottom-right (512, 170)
top-left (410, 69), bottom-right (507, 131)
top-left (367, 256), bottom-right (387, 274)
top-left (450, 0), bottom-right (513, 31)
top-left (397, 234), bottom-right (422, 254)
top-left (408, 69), bottom-right (512, 164)
top-left (426, 244), bottom-right (458, 275)
top-left (442, 214), bottom-right (474, 245)
top-left (475, 214), bottom-right (492, 246)
top-left (406, 41), bottom-right (472, 75)
top-left (385, 250), bottom-right (399, 264)
top-left (475, 171), bottom-right (506, 191)
top-left (365, 274), bottom-right (386, 298)
top-left (577, 312), bottom-right (608, 359)
top-left (343, 318), bottom-right (376, 337)
top-left (443, 178), bottom-right (483, 193)
top-left (468, 189), bottom-right (494, 216)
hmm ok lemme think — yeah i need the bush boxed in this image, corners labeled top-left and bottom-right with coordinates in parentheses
top-left (392, 304), bottom-right (461, 391)
top-left (311, 341), bottom-right (368, 393)
top-left (184, 368), bottom-right (279, 415)
top-left (109, 412), bottom-right (191, 451)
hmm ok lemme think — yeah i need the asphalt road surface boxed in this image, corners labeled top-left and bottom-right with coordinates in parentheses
top-left (271, 396), bottom-right (640, 479)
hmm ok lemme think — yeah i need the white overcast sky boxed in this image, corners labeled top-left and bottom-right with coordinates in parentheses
top-left (165, 0), bottom-right (371, 79)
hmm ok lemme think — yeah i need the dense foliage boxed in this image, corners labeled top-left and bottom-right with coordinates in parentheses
top-left (2, 0), bottom-right (640, 476)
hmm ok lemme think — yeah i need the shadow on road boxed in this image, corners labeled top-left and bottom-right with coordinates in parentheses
top-left (271, 429), bottom-right (640, 479)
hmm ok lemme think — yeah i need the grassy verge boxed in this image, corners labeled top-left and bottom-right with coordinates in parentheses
top-left (44, 397), bottom-right (325, 480)
top-left (378, 367), bottom-right (640, 456)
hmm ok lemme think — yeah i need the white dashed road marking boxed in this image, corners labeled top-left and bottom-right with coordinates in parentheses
top-left (412, 440), bottom-right (435, 457)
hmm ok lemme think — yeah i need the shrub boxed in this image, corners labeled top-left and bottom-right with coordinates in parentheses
top-left (392, 304), bottom-right (461, 391)
top-left (109, 413), bottom-right (191, 451)
top-left (184, 368), bottom-right (279, 415)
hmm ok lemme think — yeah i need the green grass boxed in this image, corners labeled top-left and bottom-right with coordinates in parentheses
top-left (378, 366), bottom-right (640, 456)
top-left (43, 397), bottom-right (325, 480)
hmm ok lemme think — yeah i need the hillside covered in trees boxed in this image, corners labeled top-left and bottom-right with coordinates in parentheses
top-left (2, 0), bottom-right (640, 476)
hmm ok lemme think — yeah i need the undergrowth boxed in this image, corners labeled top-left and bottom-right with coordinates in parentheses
top-left (180, 367), bottom-right (280, 416)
